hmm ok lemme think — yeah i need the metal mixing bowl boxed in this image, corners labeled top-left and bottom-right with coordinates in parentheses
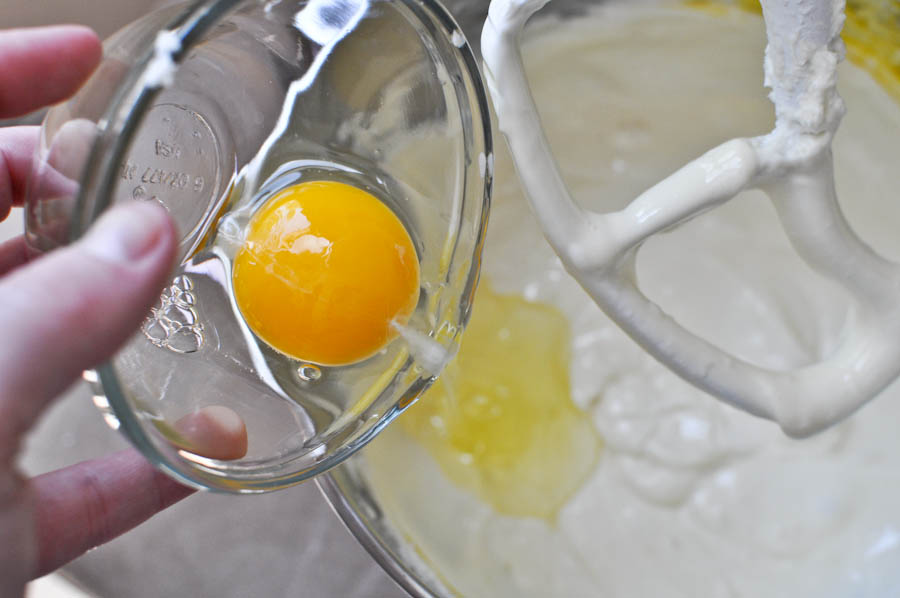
top-left (320, 0), bottom-right (900, 595)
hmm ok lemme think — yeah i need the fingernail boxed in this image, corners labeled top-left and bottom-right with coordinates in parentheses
top-left (173, 406), bottom-right (249, 461)
top-left (82, 201), bottom-right (169, 263)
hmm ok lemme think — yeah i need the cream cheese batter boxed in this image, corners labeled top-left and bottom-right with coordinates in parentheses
top-left (482, 0), bottom-right (900, 437)
top-left (364, 6), bottom-right (900, 597)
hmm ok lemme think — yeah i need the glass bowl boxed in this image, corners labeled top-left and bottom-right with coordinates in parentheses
top-left (320, 0), bottom-right (900, 596)
top-left (25, 0), bottom-right (491, 492)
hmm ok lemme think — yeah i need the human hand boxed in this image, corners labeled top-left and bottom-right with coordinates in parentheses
top-left (0, 26), bottom-right (246, 597)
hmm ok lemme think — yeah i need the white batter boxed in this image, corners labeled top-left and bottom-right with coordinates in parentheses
top-left (364, 6), bottom-right (900, 597)
top-left (483, 0), bottom-right (900, 437)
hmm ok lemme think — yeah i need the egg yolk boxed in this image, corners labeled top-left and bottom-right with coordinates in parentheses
top-left (232, 180), bottom-right (420, 366)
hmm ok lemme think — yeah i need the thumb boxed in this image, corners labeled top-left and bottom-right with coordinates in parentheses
top-left (0, 201), bottom-right (176, 457)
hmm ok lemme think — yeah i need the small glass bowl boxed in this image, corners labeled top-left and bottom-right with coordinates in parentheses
top-left (25, 0), bottom-right (491, 492)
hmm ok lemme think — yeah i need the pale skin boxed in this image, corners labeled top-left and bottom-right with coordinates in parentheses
top-left (0, 26), bottom-right (247, 597)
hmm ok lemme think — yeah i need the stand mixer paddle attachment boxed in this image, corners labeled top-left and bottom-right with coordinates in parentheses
top-left (481, 0), bottom-right (900, 437)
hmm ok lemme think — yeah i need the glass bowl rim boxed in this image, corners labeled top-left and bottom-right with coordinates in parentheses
top-left (317, 472), bottom-right (438, 597)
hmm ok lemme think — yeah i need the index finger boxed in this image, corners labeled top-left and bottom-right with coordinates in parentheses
top-left (0, 26), bottom-right (102, 119)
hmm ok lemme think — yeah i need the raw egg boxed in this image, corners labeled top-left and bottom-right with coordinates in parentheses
top-left (232, 180), bottom-right (419, 366)
top-left (400, 282), bottom-right (601, 519)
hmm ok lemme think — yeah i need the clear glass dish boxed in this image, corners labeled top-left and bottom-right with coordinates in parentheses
top-left (25, 0), bottom-right (491, 492)
top-left (321, 0), bottom-right (900, 596)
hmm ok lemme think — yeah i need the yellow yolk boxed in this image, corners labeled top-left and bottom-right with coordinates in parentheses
top-left (232, 180), bottom-right (419, 366)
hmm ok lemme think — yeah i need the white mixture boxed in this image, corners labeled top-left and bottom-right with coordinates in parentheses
top-left (365, 6), bottom-right (900, 597)
top-left (483, 0), bottom-right (900, 437)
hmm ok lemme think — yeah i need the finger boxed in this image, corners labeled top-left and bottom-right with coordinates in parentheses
top-left (172, 406), bottom-right (249, 461)
top-left (6, 120), bottom-right (97, 253)
top-left (0, 126), bottom-right (39, 221)
top-left (0, 235), bottom-right (28, 276)
top-left (28, 406), bottom-right (249, 576)
top-left (0, 26), bottom-right (102, 119)
top-left (44, 118), bottom-right (98, 181)
top-left (27, 450), bottom-right (192, 577)
top-left (0, 202), bottom-right (177, 458)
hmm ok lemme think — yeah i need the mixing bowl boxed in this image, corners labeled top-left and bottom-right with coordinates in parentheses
top-left (25, 0), bottom-right (491, 491)
top-left (320, 0), bottom-right (900, 596)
